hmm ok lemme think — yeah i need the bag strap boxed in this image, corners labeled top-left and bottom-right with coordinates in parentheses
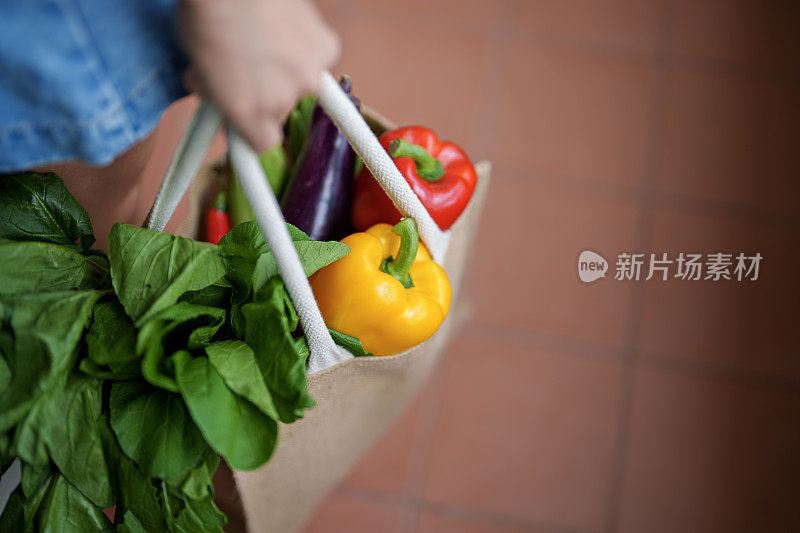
top-left (145, 72), bottom-right (449, 373)
top-left (144, 100), bottom-right (224, 231)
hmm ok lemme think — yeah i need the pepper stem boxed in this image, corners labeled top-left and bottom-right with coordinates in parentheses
top-left (211, 190), bottom-right (227, 211)
top-left (382, 218), bottom-right (418, 288)
top-left (389, 139), bottom-right (445, 181)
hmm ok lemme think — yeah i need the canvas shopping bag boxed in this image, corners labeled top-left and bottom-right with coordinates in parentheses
top-left (145, 73), bottom-right (491, 532)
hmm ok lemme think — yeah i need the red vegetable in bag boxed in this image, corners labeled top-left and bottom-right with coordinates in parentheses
top-left (351, 126), bottom-right (477, 231)
top-left (205, 190), bottom-right (231, 244)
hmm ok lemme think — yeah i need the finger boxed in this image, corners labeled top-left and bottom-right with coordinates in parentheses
top-left (232, 116), bottom-right (283, 154)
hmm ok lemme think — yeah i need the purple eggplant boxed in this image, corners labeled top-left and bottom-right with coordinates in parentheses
top-left (280, 76), bottom-right (358, 241)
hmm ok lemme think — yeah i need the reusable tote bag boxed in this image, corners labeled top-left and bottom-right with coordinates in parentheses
top-left (145, 72), bottom-right (491, 532)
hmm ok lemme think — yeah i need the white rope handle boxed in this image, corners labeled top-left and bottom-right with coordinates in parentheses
top-left (144, 100), bottom-right (223, 231)
top-left (317, 72), bottom-right (449, 262)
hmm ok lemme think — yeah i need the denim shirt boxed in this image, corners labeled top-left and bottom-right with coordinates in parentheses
top-left (0, 0), bottom-right (188, 171)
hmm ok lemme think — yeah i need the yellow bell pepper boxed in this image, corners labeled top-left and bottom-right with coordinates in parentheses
top-left (310, 218), bottom-right (451, 356)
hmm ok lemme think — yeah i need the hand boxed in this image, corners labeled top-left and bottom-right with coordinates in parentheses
top-left (179, 0), bottom-right (340, 152)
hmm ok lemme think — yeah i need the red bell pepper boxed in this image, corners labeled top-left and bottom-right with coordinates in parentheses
top-left (205, 190), bottom-right (231, 244)
top-left (351, 126), bottom-right (477, 231)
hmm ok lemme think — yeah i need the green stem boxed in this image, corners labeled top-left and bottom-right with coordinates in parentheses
top-left (389, 139), bottom-right (445, 181)
top-left (381, 218), bottom-right (418, 288)
top-left (161, 480), bottom-right (173, 519)
top-left (211, 190), bottom-right (227, 211)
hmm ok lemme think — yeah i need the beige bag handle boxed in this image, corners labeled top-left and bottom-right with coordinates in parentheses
top-left (144, 72), bottom-right (451, 374)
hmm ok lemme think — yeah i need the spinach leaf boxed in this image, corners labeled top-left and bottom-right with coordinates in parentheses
top-left (242, 279), bottom-right (315, 423)
top-left (167, 486), bottom-right (226, 533)
top-left (13, 375), bottom-right (112, 507)
top-left (0, 488), bottom-right (27, 532)
top-left (205, 341), bottom-right (279, 420)
top-left (173, 352), bottom-right (278, 471)
top-left (218, 218), bottom-right (309, 249)
top-left (250, 239), bottom-right (349, 294)
top-left (48, 377), bottom-right (112, 507)
top-left (0, 474), bottom-right (52, 532)
top-left (219, 221), bottom-right (347, 297)
top-left (98, 414), bottom-right (168, 532)
top-left (136, 303), bottom-right (226, 392)
top-left (0, 172), bottom-right (95, 249)
top-left (78, 359), bottom-right (140, 381)
top-left (179, 281), bottom-right (233, 308)
top-left (82, 301), bottom-right (140, 380)
top-left (36, 474), bottom-right (114, 532)
top-left (293, 337), bottom-right (310, 361)
top-left (0, 240), bottom-right (109, 295)
top-left (108, 223), bottom-right (226, 325)
top-left (0, 355), bottom-right (9, 391)
top-left (329, 329), bottom-right (374, 357)
top-left (110, 380), bottom-right (208, 480)
top-left (0, 290), bottom-right (100, 432)
top-left (117, 511), bottom-right (149, 533)
top-left (166, 448), bottom-right (219, 501)
top-left (20, 461), bottom-right (52, 499)
top-left (86, 301), bottom-right (137, 366)
top-left (218, 221), bottom-right (269, 255)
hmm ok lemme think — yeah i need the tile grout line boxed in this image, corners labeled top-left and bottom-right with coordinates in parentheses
top-left (340, 484), bottom-right (600, 533)
top-left (470, 1), bottom-right (514, 161)
top-left (638, 350), bottom-right (800, 396)
top-left (491, 167), bottom-right (800, 232)
top-left (395, 362), bottom-right (447, 533)
top-left (463, 319), bottom-right (625, 362)
top-left (462, 319), bottom-right (800, 396)
top-left (603, 1), bottom-right (676, 531)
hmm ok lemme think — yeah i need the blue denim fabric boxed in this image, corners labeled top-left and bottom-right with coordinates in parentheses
top-left (0, 0), bottom-right (188, 171)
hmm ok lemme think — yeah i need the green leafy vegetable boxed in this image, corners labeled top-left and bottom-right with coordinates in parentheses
top-left (166, 449), bottom-right (219, 501)
top-left (243, 279), bottom-right (315, 423)
top-left (110, 380), bottom-right (208, 480)
top-left (36, 474), bottom-right (114, 532)
top-left (0, 171), bottom-right (368, 530)
top-left (251, 239), bottom-right (349, 294)
top-left (0, 290), bottom-right (100, 432)
top-left (108, 223), bottom-right (226, 325)
top-left (15, 375), bottom-right (112, 507)
top-left (205, 341), bottom-right (279, 420)
top-left (0, 240), bottom-right (109, 294)
top-left (86, 301), bottom-right (138, 367)
top-left (0, 472), bottom-right (52, 532)
top-left (0, 172), bottom-right (95, 249)
top-left (329, 329), bottom-right (374, 357)
top-left (219, 220), bottom-right (348, 299)
top-left (99, 414), bottom-right (168, 532)
top-left (168, 489), bottom-right (226, 533)
top-left (136, 303), bottom-right (226, 392)
top-left (173, 352), bottom-right (278, 471)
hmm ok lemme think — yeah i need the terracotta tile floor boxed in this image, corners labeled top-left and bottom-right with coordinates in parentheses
top-left (302, 1), bottom-right (800, 532)
top-left (141, 1), bottom-right (800, 531)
